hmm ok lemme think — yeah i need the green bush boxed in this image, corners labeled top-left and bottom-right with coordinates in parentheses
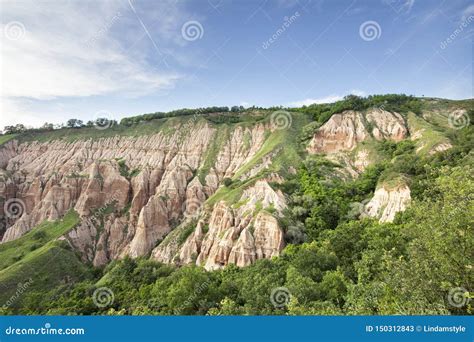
top-left (223, 178), bottom-right (233, 187)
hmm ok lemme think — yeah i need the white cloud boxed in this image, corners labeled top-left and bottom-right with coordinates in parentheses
top-left (462, 4), bottom-right (474, 21)
top-left (288, 95), bottom-right (344, 107)
top-left (288, 90), bottom-right (366, 107)
top-left (0, 98), bottom-right (72, 129)
top-left (0, 0), bottom-right (186, 126)
top-left (403, 0), bottom-right (415, 13)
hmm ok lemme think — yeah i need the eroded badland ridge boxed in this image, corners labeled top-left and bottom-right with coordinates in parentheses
top-left (0, 96), bottom-right (472, 311)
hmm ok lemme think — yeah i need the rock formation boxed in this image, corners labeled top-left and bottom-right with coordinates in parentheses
top-left (0, 106), bottom-right (454, 268)
top-left (364, 183), bottom-right (411, 222)
top-left (152, 179), bottom-right (286, 270)
top-left (0, 121), bottom-right (272, 268)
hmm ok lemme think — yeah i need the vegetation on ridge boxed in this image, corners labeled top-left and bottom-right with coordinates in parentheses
top-left (5, 158), bottom-right (471, 315)
top-left (0, 95), bottom-right (472, 316)
top-left (1, 122), bottom-right (471, 316)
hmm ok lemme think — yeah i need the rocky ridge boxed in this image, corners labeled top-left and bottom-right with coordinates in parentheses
top-left (0, 121), bottom-right (277, 266)
top-left (0, 106), bottom-right (457, 268)
top-left (152, 179), bottom-right (286, 269)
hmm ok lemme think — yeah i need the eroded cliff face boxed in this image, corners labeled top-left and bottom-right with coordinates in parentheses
top-left (0, 107), bottom-right (451, 269)
top-left (152, 179), bottom-right (286, 270)
top-left (307, 111), bottom-right (367, 154)
top-left (306, 108), bottom-right (452, 179)
top-left (307, 109), bottom-right (407, 155)
top-left (364, 183), bottom-right (411, 222)
top-left (0, 121), bottom-right (272, 266)
top-left (304, 108), bottom-right (446, 221)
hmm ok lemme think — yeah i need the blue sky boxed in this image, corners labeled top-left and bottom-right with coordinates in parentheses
top-left (0, 0), bottom-right (473, 128)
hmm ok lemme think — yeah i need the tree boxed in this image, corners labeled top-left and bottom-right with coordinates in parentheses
top-left (66, 119), bottom-right (84, 128)
top-left (230, 106), bottom-right (244, 112)
top-left (346, 164), bottom-right (473, 315)
top-left (3, 126), bottom-right (15, 134)
top-left (391, 166), bottom-right (474, 314)
top-left (41, 122), bottom-right (54, 131)
top-left (3, 124), bottom-right (26, 134)
top-left (150, 266), bottom-right (219, 315)
top-left (343, 94), bottom-right (365, 110)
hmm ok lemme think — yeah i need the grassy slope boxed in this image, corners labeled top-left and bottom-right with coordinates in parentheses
top-left (0, 210), bottom-right (80, 270)
top-left (17, 118), bottom-right (172, 143)
top-left (420, 98), bottom-right (473, 129)
top-left (351, 139), bottom-right (385, 165)
top-left (197, 123), bottom-right (230, 184)
top-left (206, 177), bottom-right (258, 207)
top-left (235, 111), bottom-right (309, 178)
top-left (9, 98), bottom-right (472, 144)
top-left (206, 111), bottom-right (310, 207)
top-left (0, 240), bottom-right (92, 306)
top-left (406, 112), bottom-right (450, 154)
top-left (16, 111), bottom-right (267, 143)
top-left (0, 134), bottom-right (17, 146)
top-left (0, 211), bottom-right (92, 306)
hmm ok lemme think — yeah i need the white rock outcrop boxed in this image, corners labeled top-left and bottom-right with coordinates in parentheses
top-left (364, 183), bottom-right (411, 222)
top-left (307, 111), bottom-right (367, 154)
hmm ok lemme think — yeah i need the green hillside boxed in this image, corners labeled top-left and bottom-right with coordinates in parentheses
top-left (0, 211), bottom-right (93, 309)
top-left (0, 134), bottom-right (16, 146)
top-left (0, 95), bottom-right (472, 315)
top-left (0, 210), bottom-right (80, 270)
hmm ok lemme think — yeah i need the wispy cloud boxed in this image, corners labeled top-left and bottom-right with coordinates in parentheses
top-left (461, 4), bottom-right (474, 21)
top-left (0, 0), bottom-right (190, 127)
top-left (3, 2), bottom-right (179, 97)
top-left (288, 90), bottom-right (366, 107)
